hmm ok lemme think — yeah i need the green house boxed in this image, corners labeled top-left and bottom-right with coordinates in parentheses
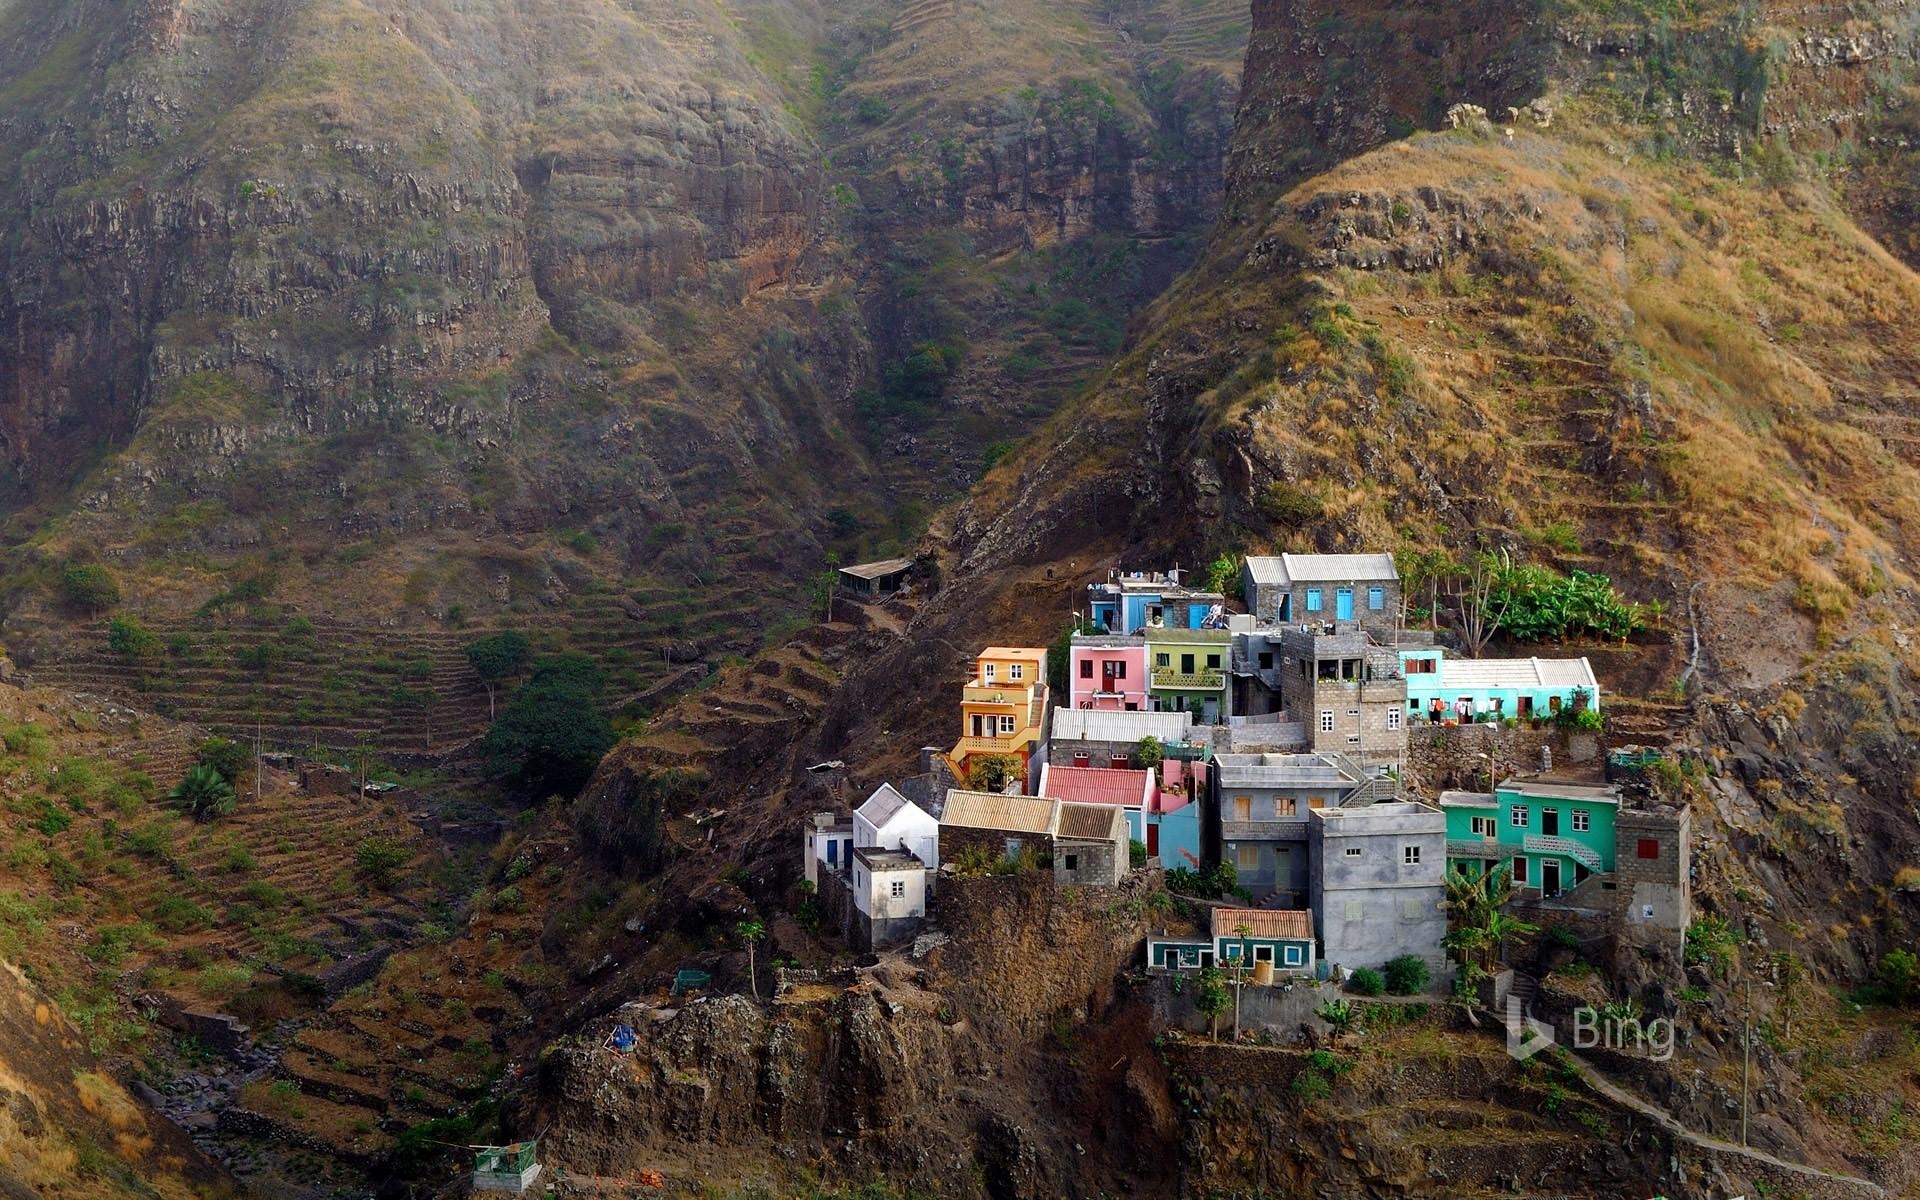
top-left (1439, 778), bottom-right (1620, 898)
top-left (1144, 627), bottom-right (1231, 724)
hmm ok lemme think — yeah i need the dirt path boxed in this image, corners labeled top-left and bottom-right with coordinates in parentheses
top-left (1557, 1052), bottom-right (1886, 1198)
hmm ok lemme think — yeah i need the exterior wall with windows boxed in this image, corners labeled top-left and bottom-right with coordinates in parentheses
top-left (1068, 636), bottom-right (1151, 711)
top-left (1275, 627), bottom-right (1408, 767)
top-left (1144, 629), bottom-right (1232, 724)
top-left (1441, 779), bottom-right (1621, 898)
top-left (1053, 837), bottom-right (1125, 886)
top-left (1614, 806), bottom-right (1691, 941)
top-left (850, 848), bottom-right (928, 950)
top-left (1309, 802), bottom-right (1449, 975)
top-left (802, 812), bottom-right (855, 889)
top-left (1398, 648), bottom-right (1602, 724)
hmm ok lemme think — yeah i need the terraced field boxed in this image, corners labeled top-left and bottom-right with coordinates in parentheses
top-left (23, 570), bottom-right (786, 759)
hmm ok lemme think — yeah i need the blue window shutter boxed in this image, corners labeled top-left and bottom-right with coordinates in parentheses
top-left (1306, 589), bottom-right (1322, 612)
top-left (1368, 587), bottom-right (1385, 610)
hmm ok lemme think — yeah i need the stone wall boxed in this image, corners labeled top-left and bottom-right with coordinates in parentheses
top-left (1407, 722), bottom-right (1602, 792)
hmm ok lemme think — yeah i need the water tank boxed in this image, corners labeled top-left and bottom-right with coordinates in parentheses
top-left (1253, 959), bottom-right (1275, 987)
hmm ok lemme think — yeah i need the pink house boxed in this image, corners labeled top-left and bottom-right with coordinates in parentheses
top-left (1068, 634), bottom-right (1149, 711)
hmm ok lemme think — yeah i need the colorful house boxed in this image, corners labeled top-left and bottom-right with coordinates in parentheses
top-left (1399, 648), bottom-right (1600, 725)
top-left (1440, 778), bottom-right (1621, 898)
top-left (949, 647), bottom-right (1050, 792)
top-left (1150, 755), bottom-right (1207, 869)
top-left (1144, 628), bottom-right (1231, 724)
top-left (1210, 906), bottom-right (1317, 974)
top-left (1068, 634), bottom-right (1150, 711)
top-left (1086, 569), bottom-right (1226, 635)
top-left (1037, 763), bottom-right (1155, 845)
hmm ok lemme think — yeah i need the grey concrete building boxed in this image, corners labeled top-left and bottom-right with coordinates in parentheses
top-left (1309, 801), bottom-right (1448, 978)
top-left (1614, 804), bottom-right (1692, 947)
top-left (1214, 752), bottom-right (1365, 904)
top-left (1274, 624), bottom-right (1408, 768)
top-left (1242, 553), bottom-right (1401, 637)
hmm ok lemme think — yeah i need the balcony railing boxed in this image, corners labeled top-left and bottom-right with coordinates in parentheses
top-left (1151, 667), bottom-right (1224, 690)
top-left (1523, 834), bottom-right (1605, 873)
top-left (1446, 838), bottom-right (1504, 860)
top-left (1223, 818), bottom-right (1310, 841)
top-left (956, 731), bottom-right (1040, 755)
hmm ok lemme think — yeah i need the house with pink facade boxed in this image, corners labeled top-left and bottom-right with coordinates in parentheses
top-left (1068, 634), bottom-right (1150, 711)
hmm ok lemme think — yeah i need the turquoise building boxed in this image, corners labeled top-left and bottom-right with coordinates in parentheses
top-left (1398, 648), bottom-right (1600, 725)
top-left (1440, 779), bottom-right (1620, 898)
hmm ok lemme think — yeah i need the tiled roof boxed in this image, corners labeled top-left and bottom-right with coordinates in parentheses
top-left (1211, 907), bottom-right (1315, 941)
top-left (1049, 708), bottom-right (1192, 743)
top-left (941, 790), bottom-right (1057, 834)
top-left (1040, 766), bottom-right (1154, 809)
top-left (1056, 802), bottom-right (1127, 842)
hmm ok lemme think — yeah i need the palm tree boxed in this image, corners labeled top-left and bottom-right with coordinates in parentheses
top-left (170, 764), bottom-right (236, 821)
top-left (1442, 864), bottom-right (1535, 973)
top-left (735, 918), bottom-right (766, 1002)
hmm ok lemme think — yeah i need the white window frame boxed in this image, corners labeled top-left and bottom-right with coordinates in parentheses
top-left (1344, 846), bottom-right (1363, 858)
top-left (1387, 708), bottom-right (1402, 731)
top-left (983, 662), bottom-right (995, 682)
top-left (1571, 808), bottom-right (1591, 832)
top-left (998, 715), bottom-right (1017, 735)
top-left (1470, 815), bottom-right (1495, 837)
top-left (1008, 663), bottom-right (1024, 681)
top-left (1284, 945), bottom-right (1303, 967)
top-left (889, 879), bottom-right (906, 898)
top-left (1403, 845), bottom-right (1421, 866)
top-left (1319, 710), bottom-right (1335, 733)
top-left (1510, 804), bottom-right (1529, 828)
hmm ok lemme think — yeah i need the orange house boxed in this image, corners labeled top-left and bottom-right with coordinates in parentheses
top-left (948, 647), bottom-right (1050, 792)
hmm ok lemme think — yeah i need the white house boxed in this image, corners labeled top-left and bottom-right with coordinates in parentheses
top-left (802, 811), bottom-right (854, 889)
top-left (854, 783), bottom-right (940, 870)
top-left (850, 848), bottom-right (928, 949)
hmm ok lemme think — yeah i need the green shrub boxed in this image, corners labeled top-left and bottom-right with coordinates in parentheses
top-left (60, 563), bottom-right (120, 613)
top-left (1290, 1069), bottom-right (1331, 1101)
top-left (196, 737), bottom-right (249, 784)
top-left (1382, 954), bottom-right (1431, 995)
top-left (355, 837), bottom-right (413, 889)
top-left (106, 616), bottom-right (158, 657)
top-left (152, 895), bottom-right (213, 933)
top-left (1684, 914), bottom-right (1740, 975)
top-left (1128, 839), bottom-right (1148, 869)
top-left (1348, 967), bottom-right (1385, 996)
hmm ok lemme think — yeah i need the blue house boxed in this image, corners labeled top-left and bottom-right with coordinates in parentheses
top-left (1087, 569), bottom-right (1225, 635)
top-left (1398, 648), bottom-right (1599, 725)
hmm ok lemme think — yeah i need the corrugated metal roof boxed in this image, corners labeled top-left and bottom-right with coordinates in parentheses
top-left (941, 790), bottom-right (1057, 834)
top-left (838, 557), bottom-right (915, 580)
top-left (1057, 802), bottom-right (1127, 842)
top-left (1212, 907), bottom-right (1314, 941)
top-left (1040, 766), bottom-right (1154, 809)
top-left (1283, 553), bottom-right (1398, 582)
top-left (1243, 556), bottom-right (1290, 586)
top-left (1049, 708), bottom-right (1192, 743)
top-left (1433, 656), bottom-right (1598, 691)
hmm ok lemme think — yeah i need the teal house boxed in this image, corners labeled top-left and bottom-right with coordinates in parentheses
top-left (1439, 779), bottom-right (1620, 898)
top-left (1398, 648), bottom-right (1599, 725)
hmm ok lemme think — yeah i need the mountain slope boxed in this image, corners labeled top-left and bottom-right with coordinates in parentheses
top-left (0, 0), bottom-right (1247, 752)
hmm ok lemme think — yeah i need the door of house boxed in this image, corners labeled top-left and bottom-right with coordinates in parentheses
top-left (1542, 808), bottom-right (1560, 836)
top-left (1336, 588), bottom-right (1354, 620)
top-left (1233, 796), bottom-right (1251, 821)
top-left (1517, 696), bottom-right (1533, 718)
top-left (1181, 653), bottom-right (1195, 674)
top-left (1146, 824), bottom-right (1159, 856)
top-left (1541, 859), bottom-right (1562, 897)
top-left (971, 714), bottom-right (984, 738)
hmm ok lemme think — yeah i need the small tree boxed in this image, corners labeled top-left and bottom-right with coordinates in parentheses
top-left (1879, 948), bottom-right (1920, 1006)
top-left (1451, 550), bottom-right (1513, 657)
top-left (170, 765), bottom-right (237, 821)
top-left (465, 631), bottom-right (531, 720)
top-left (966, 754), bottom-right (1021, 793)
top-left (736, 918), bottom-right (767, 1002)
top-left (1134, 736), bottom-right (1164, 772)
top-left (1194, 965), bottom-right (1230, 1042)
top-left (1202, 552), bottom-right (1239, 597)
